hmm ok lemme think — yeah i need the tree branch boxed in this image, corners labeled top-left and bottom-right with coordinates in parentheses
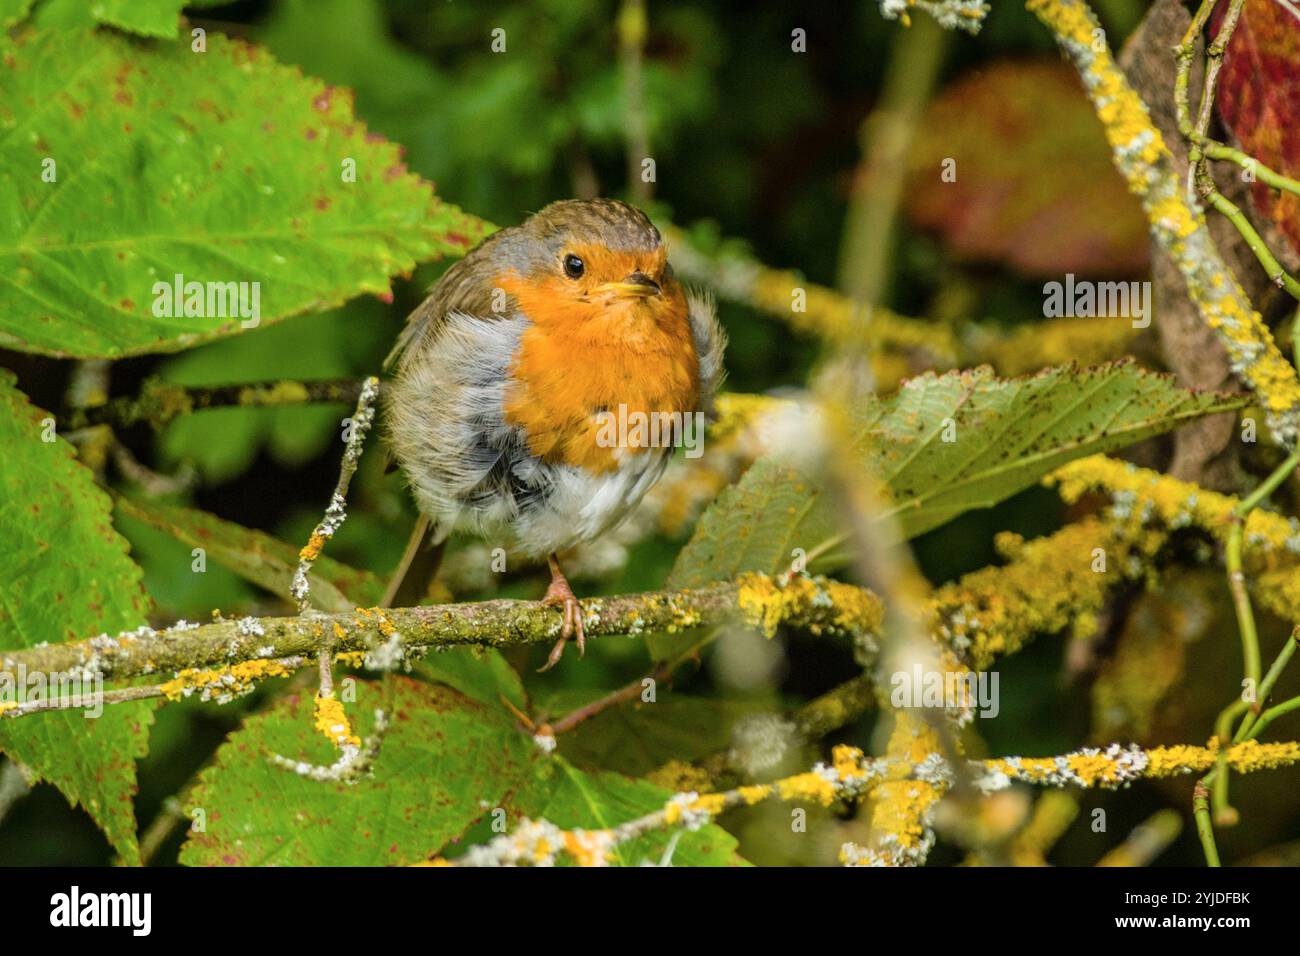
top-left (0, 575), bottom-right (881, 699)
top-left (448, 737), bottom-right (1300, 866)
top-left (1027, 0), bottom-right (1300, 444)
top-left (61, 377), bottom-right (367, 432)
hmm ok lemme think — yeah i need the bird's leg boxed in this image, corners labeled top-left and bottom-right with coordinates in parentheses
top-left (538, 553), bottom-right (585, 671)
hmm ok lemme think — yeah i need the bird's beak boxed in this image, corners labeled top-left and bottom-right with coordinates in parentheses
top-left (598, 272), bottom-right (662, 298)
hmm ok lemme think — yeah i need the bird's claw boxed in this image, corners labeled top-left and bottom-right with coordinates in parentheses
top-left (538, 576), bottom-right (585, 672)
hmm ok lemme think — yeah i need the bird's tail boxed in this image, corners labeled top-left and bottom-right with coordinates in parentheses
top-left (380, 513), bottom-right (447, 608)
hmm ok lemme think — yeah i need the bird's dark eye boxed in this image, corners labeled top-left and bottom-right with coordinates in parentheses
top-left (562, 253), bottom-right (585, 279)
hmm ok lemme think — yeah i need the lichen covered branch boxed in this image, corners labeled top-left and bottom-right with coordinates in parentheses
top-left (1026, 0), bottom-right (1300, 443)
top-left (0, 575), bottom-right (882, 712)
top-left (62, 377), bottom-right (368, 432)
top-left (446, 737), bottom-right (1300, 866)
top-left (291, 376), bottom-right (380, 612)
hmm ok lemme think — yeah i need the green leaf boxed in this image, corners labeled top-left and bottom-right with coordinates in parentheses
top-left (9, 0), bottom-right (185, 36)
top-left (0, 0), bottom-right (36, 30)
top-left (544, 690), bottom-right (763, 778)
top-left (112, 494), bottom-right (384, 612)
top-left (257, 0), bottom-right (447, 182)
top-left (114, 506), bottom-right (257, 619)
top-left (0, 371), bottom-right (154, 864)
top-left (179, 679), bottom-right (536, 866)
top-left (668, 461), bottom-right (843, 590)
top-left (501, 757), bottom-right (745, 866)
top-left (0, 26), bottom-right (488, 358)
top-left (91, 0), bottom-right (185, 38)
top-left (181, 677), bottom-right (741, 865)
top-left (416, 648), bottom-right (526, 711)
top-left (671, 362), bottom-right (1249, 588)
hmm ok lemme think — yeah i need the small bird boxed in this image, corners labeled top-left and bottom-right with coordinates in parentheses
top-left (385, 199), bottom-right (725, 669)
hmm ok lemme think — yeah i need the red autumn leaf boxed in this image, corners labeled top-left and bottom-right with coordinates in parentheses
top-left (904, 60), bottom-right (1150, 278)
top-left (1215, 0), bottom-right (1300, 257)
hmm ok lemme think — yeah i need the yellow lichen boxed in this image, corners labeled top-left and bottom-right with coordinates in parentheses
top-left (1026, 0), bottom-right (1300, 437)
top-left (562, 830), bottom-right (613, 868)
top-left (157, 658), bottom-right (294, 702)
top-left (865, 713), bottom-right (946, 862)
top-left (930, 516), bottom-right (1139, 672)
top-left (775, 771), bottom-right (837, 806)
top-left (734, 246), bottom-right (960, 360)
top-left (735, 573), bottom-right (883, 641)
top-left (1048, 456), bottom-right (1300, 622)
top-left (686, 793), bottom-right (730, 817)
top-left (299, 533), bottom-right (326, 563)
top-left (237, 380), bottom-right (311, 406)
top-left (831, 744), bottom-right (865, 778)
top-left (976, 316), bottom-right (1137, 377)
top-left (708, 393), bottom-right (790, 444)
top-left (645, 760), bottom-right (716, 794)
top-left (313, 694), bottom-right (361, 748)
top-left (143, 379), bottom-right (194, 426)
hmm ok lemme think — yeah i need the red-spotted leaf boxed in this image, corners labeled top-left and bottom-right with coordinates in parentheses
top-left (180, 677), bottom-right (741, 866)
top-left (905, 60), bottom-right (1150, 276)
top-left (0, 371), bottom-right (154, 864)
top-left (0, 26), bottom-right (489, 358)
top-left (179, 680), bottom-right (536, 866)
top-left (1216, 0), bottom-right (1300, 257)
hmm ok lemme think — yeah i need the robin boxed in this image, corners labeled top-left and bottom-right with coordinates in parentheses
top-left (384, 199), bottom-right (726, 669)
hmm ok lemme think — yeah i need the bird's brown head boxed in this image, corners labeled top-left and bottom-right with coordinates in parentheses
top-left (488, 198), bottom-right (689, 343)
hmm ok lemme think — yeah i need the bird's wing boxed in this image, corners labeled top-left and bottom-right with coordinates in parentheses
top-left (686, 289), bottom-right (727, 415)
top-left (383, 227), bottom-right (515, 373)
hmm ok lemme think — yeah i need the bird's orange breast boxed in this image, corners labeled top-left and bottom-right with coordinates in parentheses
top-left (498, 270), bottom-right (700, 473)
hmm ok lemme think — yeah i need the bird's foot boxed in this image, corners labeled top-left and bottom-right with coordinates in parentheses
top-left (538, 556), bottom-right (585, 672)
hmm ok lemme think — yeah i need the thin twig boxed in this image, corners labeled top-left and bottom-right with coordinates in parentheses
top-left (454, 737), bottom-right (1300, 866)
top-left (1236, 627), bottom-right (1300, 741)
top-left (137, 796), bottom-right (189, 866)
top-left (545, 632), bottom-right (717, 736)
top-left (1247, 692), bottom-right (1300, 739)
top-left (618, 0), bottom-right (652, 204)
top-left (1205, 192), bottom-right (1300, 300)
top-left (109, 436), bottom-right (198, 496)
top-left (291, 376), bottom-right (380, 613)
top-left (1210, 449), bottom-right (1299, 824)
top-left (1202, 141), bottom-right (1300, 198)
top-left (1188, 0), bottom-right (1246, 192)
top-left (62, 377), bottom-right (367, 432)
top-left (1028, 0), bottom-right (1300, 443)
top-left (1193, 781), bottom-right (1222, 867)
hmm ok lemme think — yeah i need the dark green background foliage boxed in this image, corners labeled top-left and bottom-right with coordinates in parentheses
top-left (2, 0), bottom-right (1297, 867)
